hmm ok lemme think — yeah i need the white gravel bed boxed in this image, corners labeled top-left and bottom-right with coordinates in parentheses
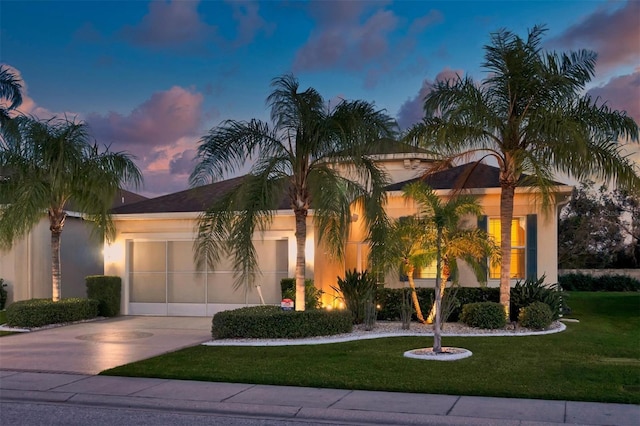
top-left (203, 320), bottom-right (566, 347)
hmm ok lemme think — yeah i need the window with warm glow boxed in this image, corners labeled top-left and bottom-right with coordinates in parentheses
top-left (415, 261), bottom-right (437, 279)
top-left (488, 217), bottom-right (525, 279)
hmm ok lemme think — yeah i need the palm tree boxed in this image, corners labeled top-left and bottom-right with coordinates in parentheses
top-left (0, 65), bottom-right (23, 122)
top-left (0, 115), bottom-right (142, 301)
top-left (190, 74), bottom-right (396, 311)
top-left (401, 182), bottom-right (499, 325)
top-left (409, 26), bottom-right (639, 317)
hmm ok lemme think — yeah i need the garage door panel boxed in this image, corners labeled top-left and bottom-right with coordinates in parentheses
top-left (168, 272), bottom-right (205, 303)
top-left (167, 241), bottom-right (196, 272)
top-left (130, 241), bottom-right (166, 272)
top-left (130, 273), bottom-right (166, 303)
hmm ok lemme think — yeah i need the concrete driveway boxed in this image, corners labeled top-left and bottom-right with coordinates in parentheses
top-left (0, 316), bottom-right (211, 374)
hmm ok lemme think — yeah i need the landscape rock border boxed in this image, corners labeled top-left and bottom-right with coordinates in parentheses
top-left (404, 347), bottom-right (473, 361)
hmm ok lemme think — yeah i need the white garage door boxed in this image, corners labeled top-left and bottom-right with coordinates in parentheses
top-left (127, 239), bottom-right (288, 316)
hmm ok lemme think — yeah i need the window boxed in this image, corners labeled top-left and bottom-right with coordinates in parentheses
top-left (415, 262), bottom-right (437, 279)
top-left (488, 217), bottom-right (526, 279)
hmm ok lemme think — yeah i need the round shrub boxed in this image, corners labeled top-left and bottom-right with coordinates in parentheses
top-left (460, 302), bottom-right (506, 329)
top-left (519, 301), bottom-right (553, 330)
top-left (212, 305), bottom-right (353, 339)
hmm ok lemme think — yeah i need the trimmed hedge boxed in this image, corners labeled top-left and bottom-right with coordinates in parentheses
top-left (559, 273), bottom-right (640, 292)
top-left (212, 305), bottom-right (353, 339)
top-left (519, 301), bottom-right (553, 330)
top-left (6, 298), bottom-right (99, 328)
top-left (86, 275), bottom-right (122, 317)
top-left (375, 287), bottom-right (500, 322)
top-left (460, 302), bottom-right (506, 329)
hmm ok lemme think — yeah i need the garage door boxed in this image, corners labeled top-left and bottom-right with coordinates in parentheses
top-left (127, 239), bottom-right (289, 316)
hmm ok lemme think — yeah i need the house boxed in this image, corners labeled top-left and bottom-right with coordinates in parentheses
top-left (0, 189), bottom-right (147, 305)
top-left (104, 147), bottom-right (572, 316)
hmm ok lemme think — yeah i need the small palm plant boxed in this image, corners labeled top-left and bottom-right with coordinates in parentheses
top-left (401, 182), bottom-right (500, 352)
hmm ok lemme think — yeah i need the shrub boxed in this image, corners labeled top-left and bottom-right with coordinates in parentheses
top-left (0, 278), bottom-right (7, 310)
top-left (375, 286), bottom-right (498, 322)
top-left (519, 301), bottom-right (553, 330)
top-left (460, 302), bottom-right (506, 329)
top-left (510, 276), bottom-right (564, 321)
top-left (211, 305), bottom-right (353, 339)
top-left (86, 275), bottom-right (122, 317)
top-left (280, 278), bottom-right (323, 310)
top-left (559, 273), bottom-right (640, 291)
top-left (332, 270), bottom-right (379, 324)
top-left (6, 298), bottom-right (99, 328)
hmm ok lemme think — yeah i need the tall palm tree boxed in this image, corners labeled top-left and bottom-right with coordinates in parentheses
top-left (409, 26), bottom-right (639, 317)
top-left (0, 115), bottom-right (142, 301)
top-left (0, 65), bottom-right (23, 122)
top-left (190, 74), bottom-right (396, 311)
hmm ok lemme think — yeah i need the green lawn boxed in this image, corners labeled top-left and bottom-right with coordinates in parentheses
top-left (101, 292), bottom-right (640, 404)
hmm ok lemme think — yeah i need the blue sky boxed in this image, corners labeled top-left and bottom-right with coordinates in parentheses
top-left (1, 0), bottom-right (638, 197)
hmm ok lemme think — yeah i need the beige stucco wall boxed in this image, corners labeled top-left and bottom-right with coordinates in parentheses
top-left (0, 217), bottom-right (102, 306)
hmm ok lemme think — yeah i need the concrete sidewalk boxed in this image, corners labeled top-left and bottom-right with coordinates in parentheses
top-left (0, 371), bottom-right (637, 426)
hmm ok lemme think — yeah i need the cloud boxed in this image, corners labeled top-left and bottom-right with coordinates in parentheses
top-left (396, 68), bottom-right (462, 130)
top-left (587, 69), bottom-right (640, 166)
top-left (120, 0), bottom-right (216, 50)
top-left (228, 0), bottom-right (275, 47)
top-left (1, 64), bottom-right (69, 119)
top-left (86, 86), bottom-right (205, 196)
top-left (550, 1), bottom-right (640, 73)
top-left (118, 0), bottom-right (271, 53)
top-left (587, 69), bottom-right (640, 123)
top-left (293, 2), bottom-right (442, 87)
top-left (169, 148), bottom-right (198, 175)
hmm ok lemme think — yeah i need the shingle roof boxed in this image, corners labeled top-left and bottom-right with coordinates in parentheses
top-left (385, 162), bottom-right (543, 191)
top-left (111, 176), bottom-right (291, 214)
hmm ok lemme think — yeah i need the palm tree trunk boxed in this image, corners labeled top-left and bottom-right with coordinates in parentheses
top-left (499, 184), bottom-right (515, 319)
top-left (49, 209), bottom-right (65, 302)
top-left (406, 263), bottom-right (427, 324)
top-left (433, 228), bottom-right (443, 353)
top-left (294, 209), bottom-right (307, 311)
top-left (426, 261), bottom-right (449, 324)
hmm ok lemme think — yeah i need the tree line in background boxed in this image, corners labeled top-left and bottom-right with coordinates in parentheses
top-left (559, 181), bottom-right (639, 269)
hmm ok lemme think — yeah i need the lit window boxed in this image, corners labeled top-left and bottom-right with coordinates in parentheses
top-left (488, 217), bottom-right (525, 279)
top-left (415, 261), bottom-right (437, 279)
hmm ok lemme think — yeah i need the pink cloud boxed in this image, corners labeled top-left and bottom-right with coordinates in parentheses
top-left (86, 86), bottom-right (204, 195)
top-left (293, 2), bottom-right (442, 87)
top-left (396, 68), bottom-right (462, 130)
top-left (120, 0), bottom-right (216, 50)
top-left (587, 69), bottom-right (640, 123)
top-left (550, 1), bottom-right (640, 73)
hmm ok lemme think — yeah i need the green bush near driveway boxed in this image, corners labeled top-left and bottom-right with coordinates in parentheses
top-left (211, 305), bottom-right (353, 339)
top-left (86, 275), bottom-right (122, 317)
top-left (5, 298), bottom-right (99, 328)
top-left (460, 302), bottom-right (506, 329)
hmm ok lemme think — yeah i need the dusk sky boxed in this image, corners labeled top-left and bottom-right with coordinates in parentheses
top-left (1, 0), bottom-right (638, 197)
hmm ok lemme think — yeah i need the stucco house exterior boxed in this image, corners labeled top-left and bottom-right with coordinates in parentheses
top-left (105, 147), bottom-right (572, 317)
top-left (0, 189), bottom-right (147, 305)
